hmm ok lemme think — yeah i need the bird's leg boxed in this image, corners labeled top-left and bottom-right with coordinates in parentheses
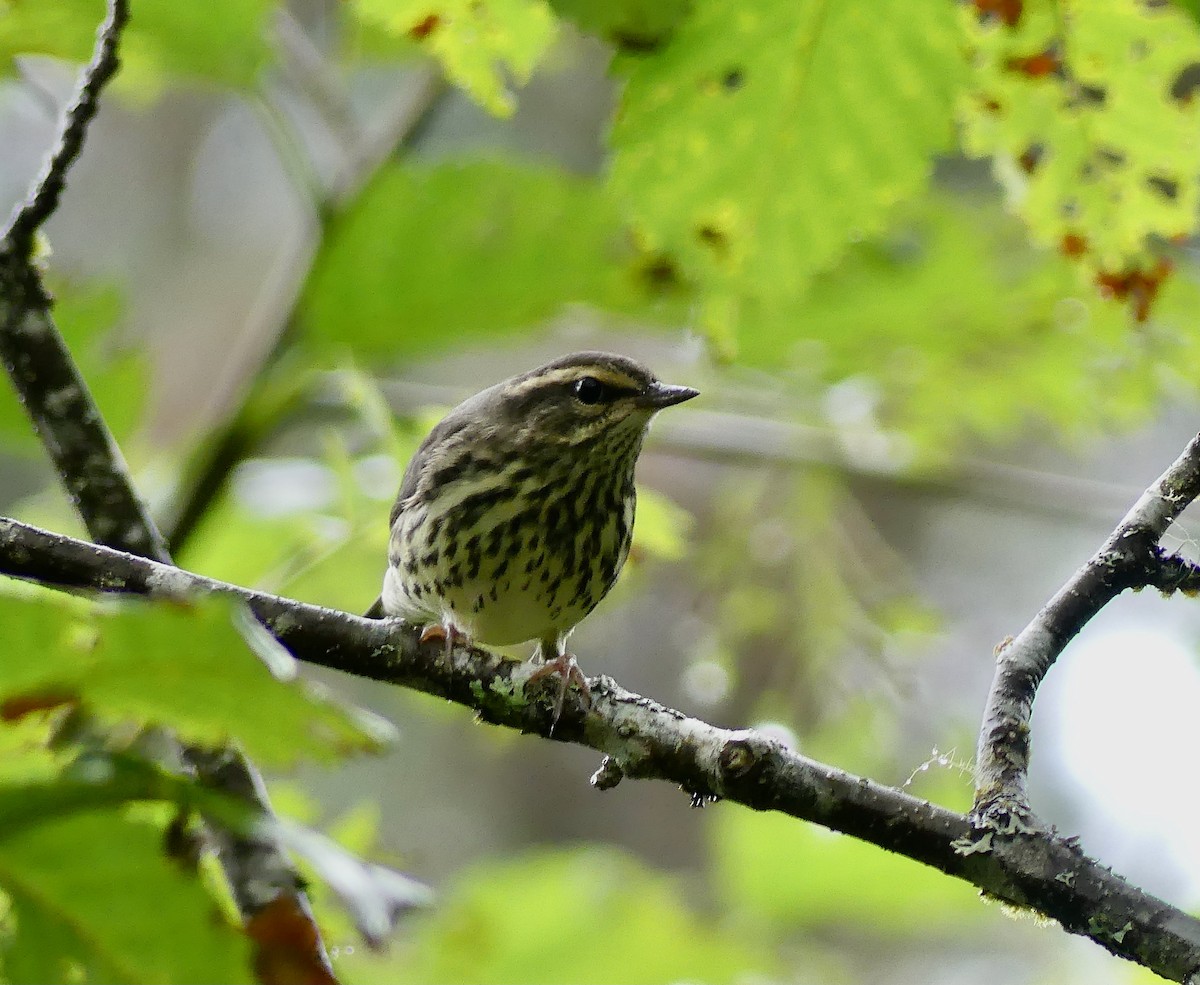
top-left (418, 617), bottom-right (469, 663)
top-left (527, 644), bottom-right (592, 730)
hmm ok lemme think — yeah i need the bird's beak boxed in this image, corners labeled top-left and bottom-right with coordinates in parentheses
top-left (637, 380), bottom-right (699, 409)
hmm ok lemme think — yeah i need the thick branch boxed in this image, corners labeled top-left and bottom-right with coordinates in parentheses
top-left (3, 517), bottom-right (1200, 981)
top-left (974, 433), bottom-right (1200, 832)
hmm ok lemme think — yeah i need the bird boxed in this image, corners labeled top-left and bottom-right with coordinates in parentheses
top-left (365, 351), bottom-right (699, 724)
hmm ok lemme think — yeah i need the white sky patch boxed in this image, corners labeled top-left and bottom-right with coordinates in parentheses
top-left (1046, 627), bottom-right (1200, 904)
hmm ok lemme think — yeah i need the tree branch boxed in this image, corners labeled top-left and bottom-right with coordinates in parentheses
top-left (0, 0), bottom-right (165, 558)
top-left (0, 1), bottom-right (334, 975)
top-left (973, 432), bottom-right (1200, 834)
top-left (2, 0), bottom-right (128, 260)
top-left (2, 516), bottom-right (1200, 982)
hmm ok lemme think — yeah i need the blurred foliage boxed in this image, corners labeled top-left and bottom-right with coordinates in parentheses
top-left (339, 847), bottom-right (777, 984)
top-left (737, 192), bottom-right (1200, 459)
top-left (627, 486), bottom-right (693, 563)
top-left (694, 472), bottom-right (934, 729)
top-left (351, 0), bottom-right (556, 116)
top-left (301, 161), bottom-right (686, 362)
top-left (3, 0), bottom-right (1200, 981)
top-left (0, 0), bottom-right (272, 92)
top-left (711, 802), bottom-right (982, 933)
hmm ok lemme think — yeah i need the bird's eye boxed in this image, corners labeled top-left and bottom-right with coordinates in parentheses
top-left (572, 377), bottom-right (607, 405)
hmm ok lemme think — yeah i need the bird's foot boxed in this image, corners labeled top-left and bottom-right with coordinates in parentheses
top-left (418, 620), bottom-right (469, 663)
top-left (527, 653), bottom-right (592, 732)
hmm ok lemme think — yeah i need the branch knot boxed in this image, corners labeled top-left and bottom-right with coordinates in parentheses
top-left (718, 732), bottom-right (768, 782)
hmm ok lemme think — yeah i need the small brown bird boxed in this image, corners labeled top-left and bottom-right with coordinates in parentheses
top-left (366, 351), bottom-right (698, 721)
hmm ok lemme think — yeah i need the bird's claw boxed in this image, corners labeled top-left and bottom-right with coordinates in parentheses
top-left (527, 653), bottom-right (592, 732)
top-left (419, 621), bottom-right (469, 663)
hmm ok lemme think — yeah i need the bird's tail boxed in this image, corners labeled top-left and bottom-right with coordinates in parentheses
top-left (364, 596), bottom-right (385, 619)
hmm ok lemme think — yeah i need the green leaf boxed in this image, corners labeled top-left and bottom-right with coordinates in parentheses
top-left (0, 593), bottom-right (393, 767)
top-left (959, 0), bottom-right (1200, 274)
top-left (350, 0), bottom-right (557, 116)
top-left (0, 717), bottom-right (61, 787)
top-left (0, 754), bottom-right (428, 967)
top-left (0, 0), bottom-right (100, 70)
top-left (126, 0), bottom-right (273, 91)
top-left (0, 808), bottom-right (251, 984)
top-left (608, 0), bottom-right (965, 313)
top-left (301, 161), bottom-right (684, 363)
top-left (0, 0), bottom-right (272, 91)
top-left (1176, 0), bottom-right (1200, 27)
top-left (342, 847), bottom-right (775, 984)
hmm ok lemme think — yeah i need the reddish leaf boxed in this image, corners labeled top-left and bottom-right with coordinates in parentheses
top-left (248, 896), bottom-right (338, 985)
top-left (408, 14), bottom-right (440, 40)
top-left (0, 689), bottom-right (78, 721)
top-left (1005, 49), bottom-right (1062, 78)
top-left (1060, 233), bottom-right (1087, 258)
top-left (1095, 258), bottom-right (1173, 323)
top-left (973, 0), bottom-right (1022, 27)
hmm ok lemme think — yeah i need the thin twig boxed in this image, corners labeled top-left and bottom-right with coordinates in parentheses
top-left (1, 514), bottom-right (1200, 981)
top-left (973, 432), bottom-right (1200, 834)
top-left (2, 0), bottom-right (129, 259)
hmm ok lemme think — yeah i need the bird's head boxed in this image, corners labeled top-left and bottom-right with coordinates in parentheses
top-left (496, 351), bottom-right (699, 449)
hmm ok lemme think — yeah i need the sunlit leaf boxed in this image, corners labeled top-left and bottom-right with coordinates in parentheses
top-left (609, 0), bottom-right (964, 315)
top-left (350, 0), bottom-right (556, 116)
top-left (959, 0), bottom-right (1200, 300)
